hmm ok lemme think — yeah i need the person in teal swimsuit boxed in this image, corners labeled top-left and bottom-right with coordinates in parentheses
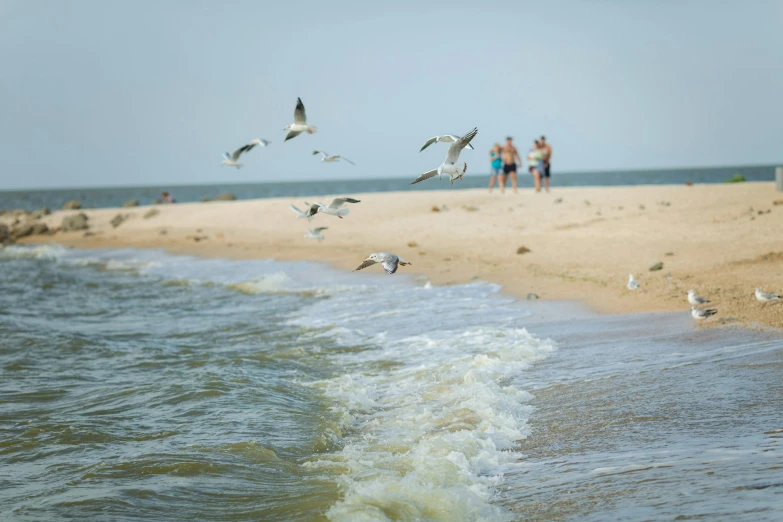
top-left (488, 143), bottom-right (502, 193)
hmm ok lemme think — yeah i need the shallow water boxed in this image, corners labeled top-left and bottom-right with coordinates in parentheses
top-left (1, 246), bottom-right (781, 521)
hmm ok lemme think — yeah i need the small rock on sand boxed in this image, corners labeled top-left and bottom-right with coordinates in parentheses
top-left (159, 229), bottom-right (168, 235)
top-left (431, 206), bottom-right (441, 212)
top-left (143, 208), bottom-right (160, 219)
top-left (462, 205), bottom-right (479, 212)
top-left (11, 224), bottom-right (35, 239)
top-left (62, 200), bottom-right (81, 210)
top-left (665, 252), bottom-right (674, 256)
top-left (110, 214), bottom-right (127, 228)
top-left (526, 293), bottom-right (540, 300)
top-left (61, 213), bottom-right (89, 232)
top-left (31, 223), bottom-right (48, 236)
top-left (773, 200), bottom-right (783, 206)
top-left (554, 198), bottom-right (563, 204)
top-left (408, 241), bottom-right (418, 247)
top-left (123, 200), bottom-right (140, 208)
top-left (517, 246), bottom-right (531, 255)
top-left (649, 261), bottom-right (664, 271)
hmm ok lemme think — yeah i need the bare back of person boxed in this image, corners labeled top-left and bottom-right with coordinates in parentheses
top-left (500, 137), bottom-right (521, 194)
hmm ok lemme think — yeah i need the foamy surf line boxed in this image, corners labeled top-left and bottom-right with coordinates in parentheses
top-left (2, 244), bottom-right (555, 519)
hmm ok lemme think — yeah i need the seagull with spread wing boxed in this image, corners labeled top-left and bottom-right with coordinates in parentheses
top-left (419, 134), bottom-right (476, 153)
top-left (221, 139), bottom-right (266, 169)
top-left (312, 150), bottom-right (355, 165)
top-left (411, 127), bottom-right (478, 185)
top-left (304, 227), bottom-right (328, 241)
top-left (353, 253), bottom-right (411, 275)
top-left (284, 98), bottom-right (318, 141)
top-left (305, 197), bottom-right (361, 219)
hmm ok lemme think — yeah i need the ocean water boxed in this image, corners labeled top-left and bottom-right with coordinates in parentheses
top-left (0, 164), bottom-right (776, 211)
top-left (1, 245), bottom-right (782, 521)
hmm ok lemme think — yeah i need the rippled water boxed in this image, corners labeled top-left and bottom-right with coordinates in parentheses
top-left (1, 246), bottom-right (781, 521)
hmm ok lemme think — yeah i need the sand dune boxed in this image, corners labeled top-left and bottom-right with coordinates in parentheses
top-left (21, 182), bottom-right (783, 329)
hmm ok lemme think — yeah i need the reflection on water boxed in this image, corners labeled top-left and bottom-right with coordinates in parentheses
top-left (1, 245), bottom-right (781, 521)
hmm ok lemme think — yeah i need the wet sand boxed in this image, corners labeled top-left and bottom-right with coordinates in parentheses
top-left (18, 182), bottom-right (783, 328)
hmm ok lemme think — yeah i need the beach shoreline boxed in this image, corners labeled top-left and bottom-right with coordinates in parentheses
top-left (14, 182), bottom-right (783, 329)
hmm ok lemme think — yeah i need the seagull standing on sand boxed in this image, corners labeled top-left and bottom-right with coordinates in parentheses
top-left (284, 98), bottom-right (318, 141)
top-left (687, 289), bottom-right (711, 306)
top-left (755, 288), bottom-right (781, 308)
top-left (304, 227), bottom-right (328, 241)
top-left (312, 151), bottom-right (355, 165)
top-left (411, 127), bottom-right (478, 185)
top-left (221, 139), bottom-right (266, 169)
top-left (627, 274), bottom-right (639, 290)
top-left (305, 197), bottom-right (361, 219)
top-left (290, 204), bottom-right (314, 221)
top-left (691, 306), bottom-right (718, 320)
top-left (419, 134), bottom-right (476, 152)
top-left (353, 253), bottom-right (411, 275)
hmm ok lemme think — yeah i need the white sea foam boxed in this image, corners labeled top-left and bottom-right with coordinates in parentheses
top-left (303, 326), bottom-right (555, 521)
top-left (0, 244), bottom-right (69, 260)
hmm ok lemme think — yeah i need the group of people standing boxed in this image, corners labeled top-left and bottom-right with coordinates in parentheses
top-left (488, 136), bottom-right (552, 194)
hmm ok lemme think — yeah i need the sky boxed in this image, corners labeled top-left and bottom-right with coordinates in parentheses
top-left (0, 0), bottom-right (781, 190)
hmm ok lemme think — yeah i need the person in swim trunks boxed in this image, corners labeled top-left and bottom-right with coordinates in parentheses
top-left (501, 136), bottom-right (522, 194)
top-left (539, 135), bottom-right (552, 192)
top-left (488, 143), bottom-right (502, 193)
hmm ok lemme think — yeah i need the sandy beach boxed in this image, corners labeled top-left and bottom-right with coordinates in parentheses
top-left (15, 181), bottom-right (783, 329)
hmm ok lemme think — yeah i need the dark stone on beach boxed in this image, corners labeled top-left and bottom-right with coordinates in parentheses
top-left (527, 293), bottom-right (540, 300)
top-left (31, 223), bottom-right (48, 236)
top-left (144, 208), bottom-right (160, 219)
top-left (554, 198), bottom-right (563, 204)
top-left (110, 214), bottom-right (127, 228)
top-left (61, 213), bottom-right (89, 232)
top-left (62, 200), bottom-right (81, 210)
top-left (31, 207), bottom-right (51, 219)
top-left (649, 261), bottom-right (664, 271)
top-left (516, 246), bottom-right (531, 255)
top-left (201, 193), bottom-right (236, 202)
top-left (123, 199), bottom-right (140, 208)
top-left (12, 224), bottom-right (35, 239)
top-left (665, 252), bottom-right (674, 256)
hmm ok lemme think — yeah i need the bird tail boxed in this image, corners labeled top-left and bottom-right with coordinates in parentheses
top-left (337, 208), bottom-right (349, 217)
top-left (307, 126), bottom-right (318, 134)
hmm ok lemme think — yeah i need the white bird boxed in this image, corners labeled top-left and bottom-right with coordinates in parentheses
top-left (284, 98), bottom-right (318, 141)
top-left (419, 134), bottom-right (476, 152)
top-left (312, 150), bottom-right (355, 165)
top-left (305, 197), bottom-right (361, 219)
top-left (221, 139), bottom-right (265, 169)
top-left (304, 227), bottom-right (328, 241)
top-left (688, 289), bottom-right (710, 306)
top-left (627, 274), bottom-right (639, 290)
top-left (755, 287), bottom-right (781, 308)
top-left (353, 252), bottom-right (411, 275)
top-left (290, 204), bottom-right (314, 221)
top-left (691, 306), bottom-right (717, 320)
top-left (411, 127), bottom-right (478, 185)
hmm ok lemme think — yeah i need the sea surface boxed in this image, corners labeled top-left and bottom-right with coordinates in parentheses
top-left (0, 164), bottom-right (776, 211)
top-left (1, 245), bottom-right (782, 521)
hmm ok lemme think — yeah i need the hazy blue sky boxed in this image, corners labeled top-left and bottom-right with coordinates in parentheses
top-left (1, 0), bottom-right (781, 189)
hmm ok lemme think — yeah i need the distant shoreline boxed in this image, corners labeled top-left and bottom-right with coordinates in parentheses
top-left (15, 182), bottom-right (783, 331)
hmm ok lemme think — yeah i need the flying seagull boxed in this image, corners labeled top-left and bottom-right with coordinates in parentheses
top-left (305, 197), bottom-right (361, 219)
top-left (290, 204), bottom-right (314, 221)
top-left (627, 274), bottom-right (639, 290)
top-left (419, 134), bottom-right (476, 153)
top-left (411, 127), bottom-right (478, 185)
top-left (312, 150), bottom-right (355, 165)
top-left (353, 253), bottom-right (411, 275)
top-left (221, 139), bottom-right (265, 169)
top-left (284, 98), bottom-right (318, 141)
top-left (687, 289), bottom-right (710, 306)
top-left (755, 288), bottom-right (781, 308)
top-left (691, 306), bottom-right (718, 320)
top-left (304, 227), bottom-right (328, 241)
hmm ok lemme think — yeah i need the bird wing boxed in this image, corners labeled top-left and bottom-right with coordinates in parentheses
top-left (382, 257), bottom-right (399, 274)
top-left (289, 204), bottom-right (305, 217)
top-left (353, 259), bottom-right (378, 272)
top-left (260, 139), bottom-right (270, 146)
top-left (314, 227), bottom-right (328, 233)
top-left (294, 97), bottom-right (307, 124)
top-left (419, 136), bottom-right (439, 152)
top-left (305, 203), bottom-right (321, 217)
top-left (338, 156), bottom-right (355, 165)
top-left (312, 150), bottom-right (327, 157)
top-left (232, 141), bottom-right (258, 160)
top-left (328, 197), bottom-right (360, 209)
top-left (445, 127), bottom-right (478, 164)
top-left (285, 130), bottom-right (303, 141)
top-left (223, 152), bottom-right (231, 160)
top-left (411, 169), bottom-right (439, 185)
